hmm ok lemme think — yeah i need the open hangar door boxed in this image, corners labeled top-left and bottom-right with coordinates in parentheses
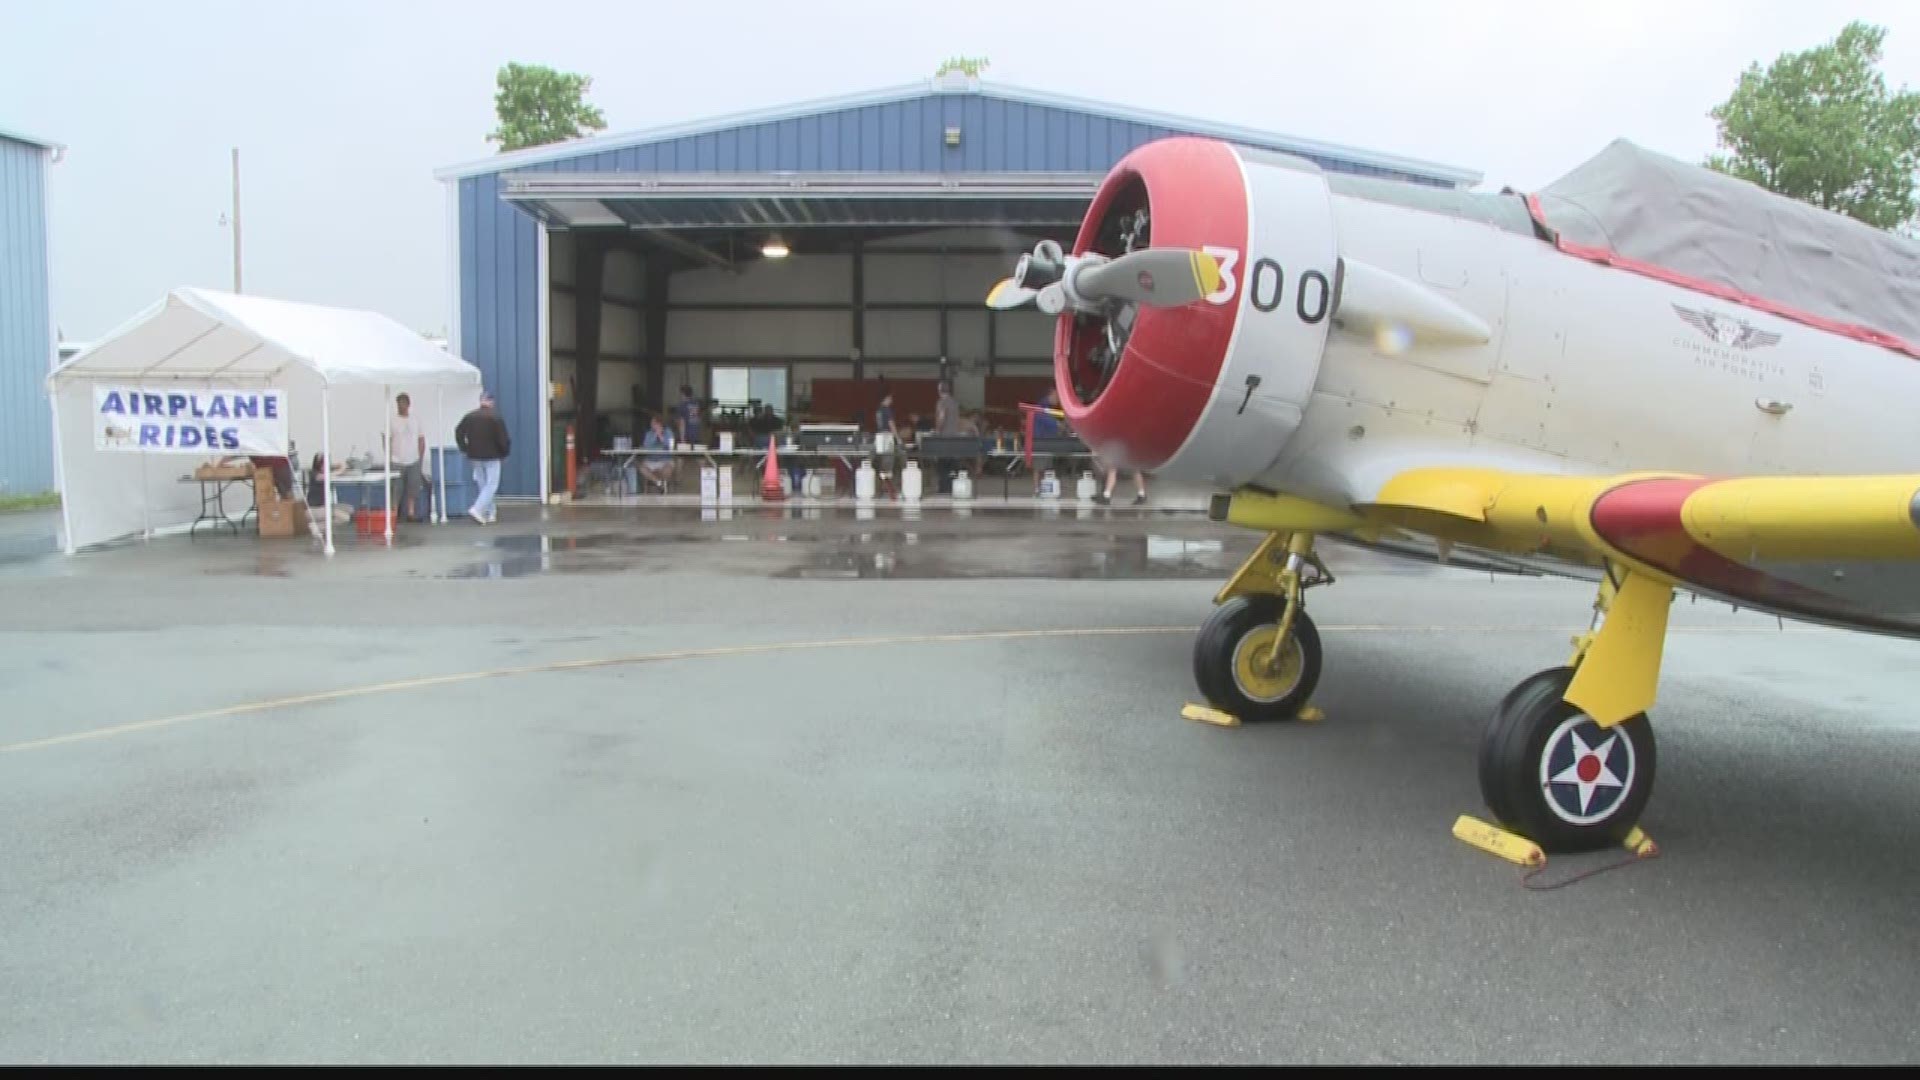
top-left (506, 172), bottom-right (1092, 495)
top-left (657, 226), bottom-right (1067, 433)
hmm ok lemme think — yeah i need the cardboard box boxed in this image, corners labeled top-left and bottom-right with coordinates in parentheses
top-left (195, 461), bottom-right (251, 480)
top-left (258, 499), bottom-right (298, 539)
top-left (253, 467), bottom-right (277, 505)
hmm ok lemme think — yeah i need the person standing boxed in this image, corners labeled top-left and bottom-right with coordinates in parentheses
top-left (1029, 389), bottom-right (1064, 497)
top-left (673, 384), bottom-right (704, 448)
top-left (932, 380), bottom-right (961, 493)
top-left (389, 392), bottom-right (427, 522)
top-left (455, 392), bottom-right (511, 524)
top-left (935, 380), bottom-right (959, 435)
top-left (1094, 463), bottom-right (1148, 506)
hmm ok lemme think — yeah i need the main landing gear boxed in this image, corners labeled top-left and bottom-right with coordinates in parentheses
top-left (1193, 534), bottom-right (1671, 855)
top-left (1192, 532), bottom-right (1331, 722)
top-left (1478, 567), bottom-right (1670, 852)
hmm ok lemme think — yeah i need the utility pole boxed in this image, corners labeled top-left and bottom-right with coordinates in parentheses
top-left (231, 147), bottom-right (242, 293)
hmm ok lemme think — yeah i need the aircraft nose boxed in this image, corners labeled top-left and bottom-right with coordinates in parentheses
top-left (1055, 137), bottom-right (1248, 473)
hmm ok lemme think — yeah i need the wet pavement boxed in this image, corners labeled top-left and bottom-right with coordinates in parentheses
top-left (0, 501), bottom-right (1334, 584)
top-left (5, 500), bottom-right (1920, 1064)
top-left (444, 518), bottom-right (1252, 582)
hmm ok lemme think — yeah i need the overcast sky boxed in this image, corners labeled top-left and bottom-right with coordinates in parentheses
top-left (8, 0), bottom-right (1920, 342)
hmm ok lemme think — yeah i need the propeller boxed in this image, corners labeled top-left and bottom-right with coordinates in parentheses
top-left (985, 278), bottom-right (1040, 311)
top-left (1077, 247), bottom-right (1222, 307)
top-left (983, 240), bottom-right (1221, 313)
top-left (985, 240), bottom-right (1067, 310)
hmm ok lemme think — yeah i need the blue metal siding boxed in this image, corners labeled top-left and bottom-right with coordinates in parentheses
top-left (457, 171), bottom-right (542, 499)
top-left (456, 91), bottom-right (1454, 498)
top-left (0, 134), bottom-right (52, 497)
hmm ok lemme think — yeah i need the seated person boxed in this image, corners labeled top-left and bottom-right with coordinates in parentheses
top-left (747, 404), bottom-right (782, 442)
top-left (638, 416), bottom-right (674, 491)
top-left (304, 452), bottom-right (355, 532)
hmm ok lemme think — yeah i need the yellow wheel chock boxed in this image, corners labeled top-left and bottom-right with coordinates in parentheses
top-left (1181, 702), bottom-right (1325, 727)
top-left (1452, 814), bottom-right (1660, 876)
top-left (1181, 703), bottom-right (1241, 727)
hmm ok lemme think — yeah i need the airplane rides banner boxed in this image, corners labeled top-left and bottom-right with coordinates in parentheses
top-left (92, 387), bottom-right (288, 454)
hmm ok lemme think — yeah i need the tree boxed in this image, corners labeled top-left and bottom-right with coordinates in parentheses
top-left (1705, 21), bottom-right (1920, 231)
top-left (487, 62), bottom-right (607, 152)
top-left (935, 56), bottom-right (990, 78)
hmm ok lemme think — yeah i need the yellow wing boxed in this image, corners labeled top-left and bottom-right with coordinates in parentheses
top-left (1219, 469), bottom-right (1920, 634)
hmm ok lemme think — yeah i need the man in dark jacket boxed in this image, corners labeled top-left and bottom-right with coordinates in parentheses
top-left (455, 393), bottom-right (511, 524)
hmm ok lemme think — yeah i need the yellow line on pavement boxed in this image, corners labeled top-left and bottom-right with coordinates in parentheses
top-left (0, 626), bottom-right (1189, 755)
top-left (0, 620), bottom-right (1830, 755)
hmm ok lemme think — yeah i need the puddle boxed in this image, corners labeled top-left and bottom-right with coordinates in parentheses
top-left (774, 534), bottom-right (1234, 581)
top-left (0, 533), bottom-right (61, 564)
top-left (438, 528), bottom-right (1245, 582)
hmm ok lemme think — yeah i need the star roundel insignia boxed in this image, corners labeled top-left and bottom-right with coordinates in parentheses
top-left (1538, 714), bottom-right (1636, 825)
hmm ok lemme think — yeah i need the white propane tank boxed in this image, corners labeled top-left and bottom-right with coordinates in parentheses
top-left (902, 461), bottom-right (923, 502)
top-left (804, 470), bottom-right (823, 499)
top-left (952, 471), bottom-right (973, 500)
top-left (855, 461), bottom-right (877, 500)
top-left (1076, 471), bottom-right (1097, 501)
top-left (1039, 470), bottom-right (1061, 499)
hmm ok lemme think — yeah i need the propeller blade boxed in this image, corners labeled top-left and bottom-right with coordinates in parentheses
top-left (985, 277), bottom-right (1038, 310)
top-left (1074, 248), bottom-right (1222, 307)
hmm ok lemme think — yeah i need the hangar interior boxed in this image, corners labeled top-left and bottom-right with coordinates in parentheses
top-left (512, 184), bottom-right (1092, 497)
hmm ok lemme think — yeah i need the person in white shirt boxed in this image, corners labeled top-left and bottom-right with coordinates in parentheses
top-left (389, 393), bottom-right (427, 522)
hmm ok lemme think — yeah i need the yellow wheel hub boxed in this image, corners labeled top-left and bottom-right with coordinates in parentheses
top-left (1232, 624), bottom-right (1304, 702)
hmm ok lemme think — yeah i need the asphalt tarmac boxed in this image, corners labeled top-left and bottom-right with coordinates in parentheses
top-left (2, 504), bottom-right (1918, 1064)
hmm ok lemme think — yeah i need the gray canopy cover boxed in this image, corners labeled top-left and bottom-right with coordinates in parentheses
top-left (1532, 139), bottom-right (1920, 348)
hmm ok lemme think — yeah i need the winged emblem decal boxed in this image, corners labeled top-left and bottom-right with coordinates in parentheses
top-left (1673, 304), bottom-right (1782, 350)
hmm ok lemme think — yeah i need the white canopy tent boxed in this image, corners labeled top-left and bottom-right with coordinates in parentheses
top-left (46, 287), bottom-right (484, 555)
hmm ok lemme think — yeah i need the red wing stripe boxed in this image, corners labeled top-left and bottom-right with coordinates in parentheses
top-left (1590, 478), bottom-right (1864, 615)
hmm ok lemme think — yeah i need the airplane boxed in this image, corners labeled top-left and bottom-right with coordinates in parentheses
top-left (984, 134), bottom-right (1920, 855)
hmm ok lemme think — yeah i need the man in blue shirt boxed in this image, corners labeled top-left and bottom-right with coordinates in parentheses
top-left (1029, 389), bottom-right (1065, 496)
top-left (673, 385), bottom-right (703, 448)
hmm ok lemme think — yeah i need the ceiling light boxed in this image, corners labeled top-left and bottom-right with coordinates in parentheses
top-left (762, 237), bottom-right (789, 259)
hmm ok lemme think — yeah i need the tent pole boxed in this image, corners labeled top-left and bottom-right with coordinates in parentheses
top-left (383, 383), bottom-right (394, 543)
top-left (435, 386), bottom-right (447, 524)
top-left (322, 383), bottom-right (336, 556)
top-left (48, 384), bottom-right (75, 555)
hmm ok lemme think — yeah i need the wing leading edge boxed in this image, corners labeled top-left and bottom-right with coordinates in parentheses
top-left (1358, 469), bottom-right (1920, 636)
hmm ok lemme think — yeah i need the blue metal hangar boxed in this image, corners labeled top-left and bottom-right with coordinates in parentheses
top-left (0, 125), bottom-right (61, 501)
top-left (435, 72), bottom-right (1481, 501)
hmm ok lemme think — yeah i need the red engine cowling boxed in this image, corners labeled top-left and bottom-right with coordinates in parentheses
top-left (1054, 137), bottom-right (1340, 489)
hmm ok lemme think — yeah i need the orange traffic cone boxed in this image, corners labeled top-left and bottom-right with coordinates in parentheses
top-left (761, 435), bottom-right (785, 501)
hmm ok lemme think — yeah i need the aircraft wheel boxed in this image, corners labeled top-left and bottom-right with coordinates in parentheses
top-left (1479, 666), bottom-right (1656, 853)
top-left (1192, 594), bottom-right (1322, 722)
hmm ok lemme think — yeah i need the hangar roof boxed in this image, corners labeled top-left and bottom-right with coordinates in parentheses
top-left (498, 170), bottom-right (1098, 231)
top-left (0, 125), bottom-right (64, 153)
top-left (435, 74), bottom-right (1481, 188)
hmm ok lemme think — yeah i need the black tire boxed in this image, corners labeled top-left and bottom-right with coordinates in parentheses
top-left (1191, 594), bottom-right (1322, 722)
top-left (1479, 666), bottom-right (1657, 853)
top-left (1477, 666), bottom-right (1574, 830)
